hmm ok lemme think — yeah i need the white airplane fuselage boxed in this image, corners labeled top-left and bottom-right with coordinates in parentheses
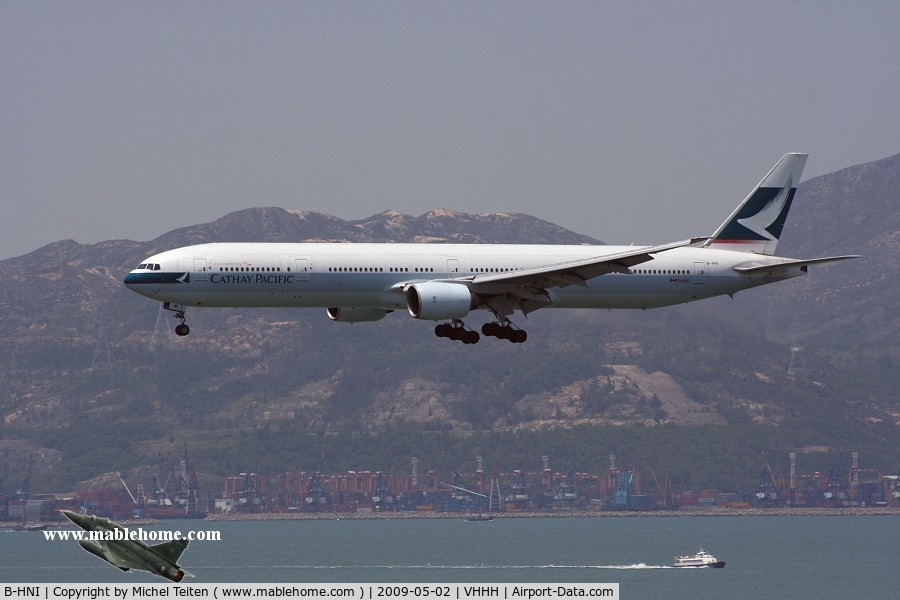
top-left (124, 153), bottom-right (858, 343)
top-left (127, 242), bottom-right (796, 310)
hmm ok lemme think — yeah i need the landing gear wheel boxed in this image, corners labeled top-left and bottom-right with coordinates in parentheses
top-left (482, 316), bottom-right (527, 343)
top-left (435, 320), bottom-right (479, 344)
top-left (435, 323), bottom-right (453, 338)
top-left (481, 322), bottom-right (499, 337)
top-left (163, 303), bottom-right (191, 337)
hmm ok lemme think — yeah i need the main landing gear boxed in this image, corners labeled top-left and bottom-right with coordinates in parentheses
top-left (481, 318), bottom-right (527, 344)
top-left (433, 318), bottom-right (529, 344)
top-left (163, 302), bottom-right (190, 337)
top-left (434, 320), bottom-right (480, 344)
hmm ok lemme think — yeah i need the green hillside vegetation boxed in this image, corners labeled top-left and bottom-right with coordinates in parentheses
top-left (1, 155), bottom-right (899, 498)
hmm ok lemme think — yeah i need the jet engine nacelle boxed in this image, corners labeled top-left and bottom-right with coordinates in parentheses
top-left (406, 282), bottom-right (475, 320)
top-left (326, 307), bottom-right (393, 323)
top-left (156, 563), bottom-right (185, 582)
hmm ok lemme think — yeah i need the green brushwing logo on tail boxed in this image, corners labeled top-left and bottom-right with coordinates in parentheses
top-left (720, 177), bottom-right (795, 243)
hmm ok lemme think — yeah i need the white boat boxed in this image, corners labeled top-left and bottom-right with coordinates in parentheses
top-left (466, 513), bottom-right (494, 521)
top-left (673, 548), bottom-right (726, 568)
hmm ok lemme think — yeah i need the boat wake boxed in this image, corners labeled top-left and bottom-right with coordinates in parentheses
top-left (199, 563), bottom-right (673, 571)
top-left (582, 564), bottom-right (672, 570)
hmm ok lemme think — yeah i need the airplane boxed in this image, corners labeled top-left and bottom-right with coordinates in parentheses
top-left (60, 510), bottom-right (188, 582)
top-left (124, 153), bottom-right (859, 344)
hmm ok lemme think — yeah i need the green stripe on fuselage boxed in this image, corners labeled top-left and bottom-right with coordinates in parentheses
top-left (123, 272), bottom-right (189, 285)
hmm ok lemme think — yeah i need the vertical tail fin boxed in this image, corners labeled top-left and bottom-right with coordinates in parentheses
top-left (704, 153), bottom-right (807, 255)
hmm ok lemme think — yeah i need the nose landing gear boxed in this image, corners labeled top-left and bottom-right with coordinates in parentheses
top-left (163, 302), bottom-right (190, 336)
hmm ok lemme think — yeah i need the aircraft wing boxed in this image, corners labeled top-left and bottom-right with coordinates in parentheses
top-left (733, 255), bottom-right (861, 275)
top-left (467, 237), bottom-right (708, 290)
top-left (149, 539), bottom-right (189, 563)
top-left (99, 542), bottom-right (149, 571)
top-left (440, 237), bottom-right (709, 316)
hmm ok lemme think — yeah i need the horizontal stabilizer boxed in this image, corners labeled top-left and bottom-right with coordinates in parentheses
top-left (733, 255), bottom-right (861, 275)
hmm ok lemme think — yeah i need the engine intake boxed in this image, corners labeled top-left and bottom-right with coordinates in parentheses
top-left (326, 307), bottom-right (393, 323)
top-left (406, 282), bottom-right (475, 320)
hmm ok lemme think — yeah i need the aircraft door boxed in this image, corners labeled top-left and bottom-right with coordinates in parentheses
top-left (193, 258), bottom-right (209, 281)
top-left (693, 262), bottom-right (706, 284)
top-left (295, 258), bottom-right (310, 281)
top-left (447, 259), bottom-right (460, 277)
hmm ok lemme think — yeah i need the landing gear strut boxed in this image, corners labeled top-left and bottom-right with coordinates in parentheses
top-left (434, 320), bottom-right (480, 344)
top-left (163, 302), bottom-right (190, 337)
top-left (481, 318), bottom-right (527, 343)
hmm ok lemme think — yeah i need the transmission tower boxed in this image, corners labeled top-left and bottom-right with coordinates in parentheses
top-left (151, 303), bottom-right (175, 351)
top-left (91, 321), bottom-right (113, 370)
top-left (787, 345), bottom-right (807, 377)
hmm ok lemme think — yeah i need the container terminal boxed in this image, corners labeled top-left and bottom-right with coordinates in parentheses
top-left (2, 450), bottom-right (898, 522)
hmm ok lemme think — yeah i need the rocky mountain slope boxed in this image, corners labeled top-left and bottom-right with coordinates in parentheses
top-left (762, 153), bottom-right (900, 357)
top-left (0, 156), bottom-right (897, 491)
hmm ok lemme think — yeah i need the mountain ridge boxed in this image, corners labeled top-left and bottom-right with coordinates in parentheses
top-left (0, 154), bottom-right (897, 491)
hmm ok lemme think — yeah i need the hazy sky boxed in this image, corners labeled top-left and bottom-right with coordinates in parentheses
top-left (2, 1), bottom-right (898, 260)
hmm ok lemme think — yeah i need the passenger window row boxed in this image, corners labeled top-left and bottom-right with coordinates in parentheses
top-left (326, 267), bottom-right (437, 273)
top-left (632, 269), bottom-right (690, 275)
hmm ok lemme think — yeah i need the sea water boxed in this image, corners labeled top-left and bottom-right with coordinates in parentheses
top-left (1, 516), bottom-right (896, 600)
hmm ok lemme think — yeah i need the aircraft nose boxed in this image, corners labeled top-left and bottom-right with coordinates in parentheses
top-left (60, 510), bottom-right (90, 528)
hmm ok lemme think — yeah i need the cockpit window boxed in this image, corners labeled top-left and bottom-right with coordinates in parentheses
top-left (138, 264), bottom-right (147, 269)
top-left (153, 264), bottom-right (161, 270)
